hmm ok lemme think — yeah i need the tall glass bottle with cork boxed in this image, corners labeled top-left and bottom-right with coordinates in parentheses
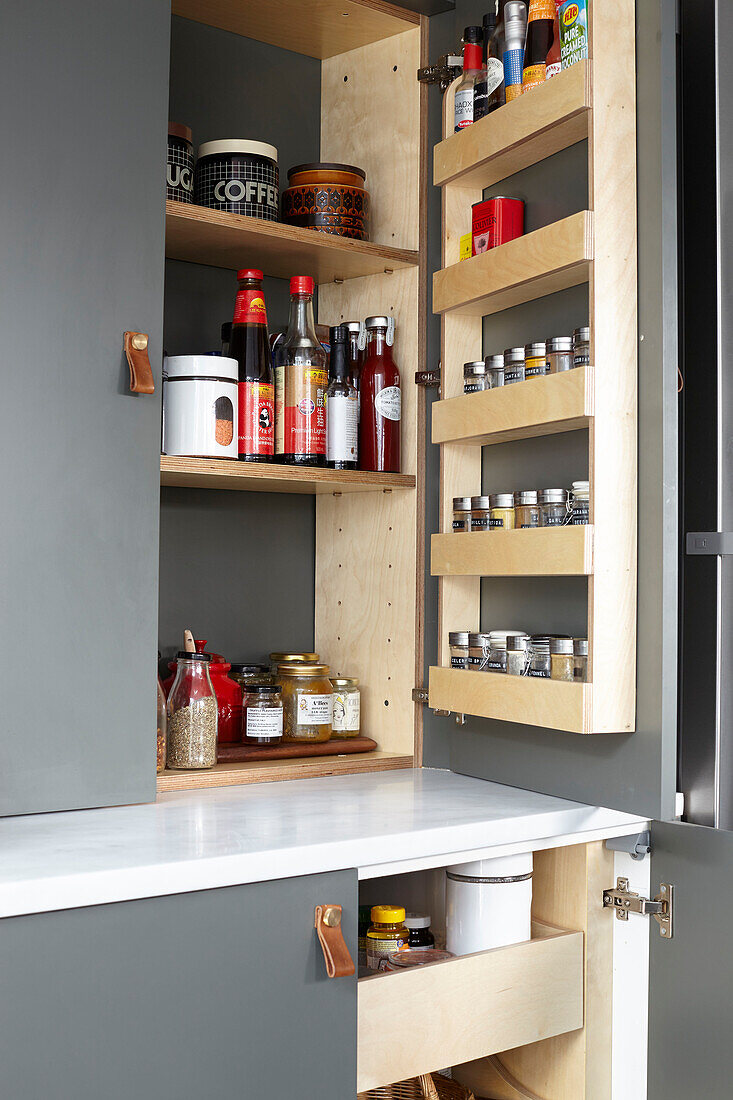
top-left (276, 276), bottom-right (328, 467)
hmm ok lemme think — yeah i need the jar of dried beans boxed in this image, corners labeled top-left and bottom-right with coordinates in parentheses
top-left (279, 662), bottom-right (333, 742)
top-left (166, 652), bottom-right (218, 769)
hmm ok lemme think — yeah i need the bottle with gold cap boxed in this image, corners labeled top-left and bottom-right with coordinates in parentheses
top-left (366, 905), bottom-right (410, 971)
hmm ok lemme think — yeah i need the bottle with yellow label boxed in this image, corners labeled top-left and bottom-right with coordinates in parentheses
top-left (522, 0), bottom-right (556, 91)
top-left (366, 905), bottom-right (410, 971)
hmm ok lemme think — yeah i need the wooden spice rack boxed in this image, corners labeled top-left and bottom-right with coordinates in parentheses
top-left (428, 6), bottom-right (637, 735)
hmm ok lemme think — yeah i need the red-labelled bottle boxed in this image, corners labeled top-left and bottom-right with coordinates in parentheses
top-left (230, 269), bottom-right (274, 462)
top-left (359, 316), bottom-right (401, 473)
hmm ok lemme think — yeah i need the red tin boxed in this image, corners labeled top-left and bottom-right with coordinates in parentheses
top-left (472, 196), bottom-right (525, 255)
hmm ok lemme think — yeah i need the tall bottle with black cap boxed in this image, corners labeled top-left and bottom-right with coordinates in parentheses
top-left (326, 325), bottom-right (358, 470)
top-left (474, 7), bottom-right (500, 121)
top-left (454, 26), bottom-right (483, 132)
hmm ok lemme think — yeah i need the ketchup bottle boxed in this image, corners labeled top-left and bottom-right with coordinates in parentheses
top-left (359, 316), bottom-right (401, 473)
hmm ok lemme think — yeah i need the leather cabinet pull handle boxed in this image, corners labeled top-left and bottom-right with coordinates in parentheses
top-left (124, 331), bottom-right (155, 394)
top-left (315, 904), bottom-right (355, 979)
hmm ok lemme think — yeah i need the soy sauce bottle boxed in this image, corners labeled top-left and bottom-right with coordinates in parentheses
top-left (230, 269), bottom-right (274, 462)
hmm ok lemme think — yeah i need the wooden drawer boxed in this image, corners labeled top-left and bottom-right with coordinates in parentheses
top-left (357, 924), bottom-right (584, 1092)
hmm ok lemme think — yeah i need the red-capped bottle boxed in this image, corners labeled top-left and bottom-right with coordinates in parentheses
top-left (359, 316), bottom-right (401, 473)
top-left (230, 269), bottom-right (274, 462)
top-left (276, 276), bottom-right (328, 466)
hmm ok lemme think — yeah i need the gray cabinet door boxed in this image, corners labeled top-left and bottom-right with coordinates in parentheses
top-left (648, 822), bottom-right (733, 1099)
top-left (0, 0), bottom-right (170, 813)
top-left (0, 870), bottom-right (358, 1099)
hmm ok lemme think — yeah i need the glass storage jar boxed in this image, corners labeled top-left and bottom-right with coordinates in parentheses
top-left (486, 632), bottom-right (508, 672)
top-left (506, 634), bottom-right (530, 676)
top-left (230, 664), bottom-right (273, 690)
top-left (331, 677), bottom-right (360, 737)
top-left (269, 651), bottom-right (319, 675)
top-left (489, 492), bottom-right (515, 530)
top-left (157, 676), bottom-right (167, 774)
top-left (503, 346), bottom-right (525, 385)
top-left (242, 684), bottom-right (283, 745)
top-left (514, 489), bottom-right (540, 528)
top-left (539, 488), bottom-right (570, 527)
top-left (573, 638), bottom-right (588, 682)
top-left (468, 632), bottom-right (492, 671)
top-left (449, 631), bottom-right (470, 669)
top-left (166, 652), bottom-right (218, 769)
top-left (573, 326), bottom-right (591, 368)
top-left (453, 496), bottom-right (472, 532)
top-left (570, 480), bottom-right (590, 525)
top-left (527, 637), bottom-right (551, 678)
top-left (550, 637), bottom-right (575, 681)
top-left (470, 495), bottom-right (491, 532)
top-left (279, 662), bottom-right (333, 742)
top-left (464, 361), bottom-right (488, 393)
top-left (524, 341), bottom-right (547, 380)
top-left (546, 335), bottom-right (574, 373)
top-left (484, 353), bottom-right (505, 388)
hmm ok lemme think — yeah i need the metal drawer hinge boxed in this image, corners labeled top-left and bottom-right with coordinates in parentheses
top-left (417, 55), bottom-right (462, 92)
top-left (603, 877), bottom-right (674, 939)
top-left (412, 687), bottom-right (464, 724)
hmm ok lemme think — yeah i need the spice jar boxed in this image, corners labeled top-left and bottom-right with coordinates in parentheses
top-left (229, 664), bottom-right (273, 690)
top-left (550, 637), bottom-right (575, 681)
top-left (484, 353), bottom-right (505, 388)
top-left (464, 361), bottom-right (488, 393)
top-left (486, 631), bottom-right (508, 672)
top-left (331, 677), bottom-right (360, 738)
top-left (166, 652), bottom-right (218, 769)
top-left (468, 632), bottom-right (492, 671)
top-left (546, 336), bottom-right (574, 373)
top-left (527, 637), bottom-right (551, 679)
top-left (489, 492), bottom-right (515, 529)
top-left (574, 638), bottom-right (588, 682)
top-left (573, 326), bottom-right (591, 368)
top-left (449, 631), bottom-right (470, 669)
top-left (514, 490), bottom-right (539, 528)
top-left (470, 495), bottom-right (491, 532)
top-left (279, 662), bottom-right (333, 742)
top-left (157, 676), bottom-right (167, 774)
top-left (503, 346), bottom-right (525, 385)
top-left (269, 652), bottom-right (319, 675)
top-left (453, 496), bottom-right (472, 532)
top-left (405, 914), bottom-right (435, 949)
top-left (524, 341), bottom-right (547, 380)
top-left (242, 684), bottom-right (283, 745)
top-left (539, 488), bottom-right (570, 527)
top-left (506, 634), bottom-right (530, 676)
top-left (570, 480), bottom-right (590, 525)
top-left (366, 905), bottom-right (410, 971)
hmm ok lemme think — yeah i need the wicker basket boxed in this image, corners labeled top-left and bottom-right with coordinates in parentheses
top-left (358, 1073), bottom-right (475, 1100)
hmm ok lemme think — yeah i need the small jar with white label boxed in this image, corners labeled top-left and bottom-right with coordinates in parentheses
top-left (464, 361), bottom-right (488, 393)
top-left (242, 685), bottom-right (283, 745)
top-left (279, 663), bottom-right (333, 742)
top-left (449, 631), bottom-right (470, 669)
top-left (331, 678), bottom-right (361, 738)
top-left (503, 347), bottom-right (526, 385)
top-left (573, 326), bottom-right (591, 368)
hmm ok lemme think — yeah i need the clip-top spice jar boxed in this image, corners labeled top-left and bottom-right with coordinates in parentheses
top-left (524, 341), bottom-right (547, 380)
top-left (546, 336), bottom-right (574, 373)
top-left (449, 631), bottom-right (470, 669)
top-left (503, 346), bottom-right (525, 385)
top-left (242, 684), bottom-right (283, 745)
top-left (468, 632), bottom-right (492, 671)
top-left (570, 480), bottom-right (590, 524)
top-left (464, 361), bottom-right (487, 393)
top-left (453, 496), bottom-right (472, 532)
top-left (489, 492), bottom-right (515, 529)
top-left (484, 353), bottom-right (504, 388)
top-left (539, 488), bottom-right (570, 526)
top-left (279, 662), bottom-right (333, 742)
top-left (514, 490), bottom-right (539, 528)
top-left (507, 634), bottom-right (530, 676)
top-left (331, 678), bottom-right (360, 738)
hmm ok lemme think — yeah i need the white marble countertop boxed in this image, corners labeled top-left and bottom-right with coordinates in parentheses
top-left (0, 769), bottom-right (648, 917)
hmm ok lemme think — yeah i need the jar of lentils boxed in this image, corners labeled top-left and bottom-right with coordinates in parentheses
top-left (573, 326), bottom-right (591, 368)
top-left (470, 495), bottom-right (491, 532)
top-left (539, 488), bottom-right (570, 527)
top-left (514, 489), bottom-right (539, 528)
top-left (550, 637), bottom-right (575, 681)
top-left (570, 481), bottom-right (590, 524)
top-left (484, 353), bottom-right (505, 388)
top-left (524, 341), bottom-right (547, 380)
top-left (449, 631), bottom-right (470, 669)
top-left (489, 492), bottom-right (515, 529)
top-left (468, 632), bottom-right (492, 671)
top-left (546, 336), bottom-right (574, 373)
top-left (503, 346), bottom-right (525, 385)
top-left (464, 361), bottom-right (488, 393)
top-left (453, 496), bottom-right (472, 532)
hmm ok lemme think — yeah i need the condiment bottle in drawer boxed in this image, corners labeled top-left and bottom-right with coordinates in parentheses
top-left (366, 905), bottom-right (410, 971)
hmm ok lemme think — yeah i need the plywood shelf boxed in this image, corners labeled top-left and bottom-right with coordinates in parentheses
top-left (358, 925), bottom-right (584, 1091)
top-left (432, 367), bottom-right (593, 447)
top-left (434, 61), bottom-right (591, 190)
top-left (156, 750), bottom-right (413, 792)
top-left (433, 211), bottom-right (593, 317)
top-left (171, 0), bottom-right (419, 60)
top-left (165, 202), bottom-right (420, 282)
top-left (160, 456), bottom-right (416, 494)
top-left (428, 667), bottom-right (593, 734)
top-left (431, 525), bottom-right (593, 578)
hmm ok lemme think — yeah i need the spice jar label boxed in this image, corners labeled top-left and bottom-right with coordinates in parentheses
top-left (297, 692), bottom-right (334, 724)
top-left (374, 385), bottom-right (401, 422)
top-left (246, 706), bottom-right (283, 740)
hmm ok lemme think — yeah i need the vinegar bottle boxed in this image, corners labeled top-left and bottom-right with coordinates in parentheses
top-left (359, 316), bottom-right (401, 473)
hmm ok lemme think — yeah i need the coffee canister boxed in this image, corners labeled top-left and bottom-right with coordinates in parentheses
top-left (194, 140), bottom-right (279, 220)
top-left (167, 122), bottom-right (194, 204)
top-left (162, 355), bottom-right (238, 459)
top-left (445, 852), bottom-right (533, 955)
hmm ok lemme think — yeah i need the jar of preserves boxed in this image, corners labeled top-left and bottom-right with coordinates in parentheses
top-left (546, 336), bottom-right (574, 373)
top-left (539, 488), bottom-right (570, 527)
top-left (464, 361), bottom-right (487, 393)
top-left (527, 637), bottom-right (551, 679)
top-left (570, 480), bottom-right (590, 524)
top-left (468, 631), bottom-right (492, 671)
top-left (366, 905), bottom-right (410, 971)
top-left (484, 353), bottom-right (505, 388)
top-left (331, 677), bottom-right (360, 738)
top-left (506, 634), bottom-right (530, 676)
top-left (503, 346), bottom-right (525, 385)
top-left (279, 662), bottom-right (333, 742)
top-left (550, 637), bottom-right (575, 681)
top-left (449, 631), bottom-right (470, 669)
top-left (524, 341), bottom-right (547, 380)
top-left (489, 492), bottom-right (515, 529)
top-left (573, 326), bottom-right (591, 368)
top-left (166, 652), bottom-right (218, 769)
top-left (269, 651), bottom-right (319, 675)
top-left (242, 684), bottom-right (283, 745)
top-left (470, 495), bottom-right (491, 532)
top-left (453, 496), bottom-right (472, 532)
top-left (514, 489), bottom-right (539, 528)
top-left (573, 638), bottom-right (588, 682)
